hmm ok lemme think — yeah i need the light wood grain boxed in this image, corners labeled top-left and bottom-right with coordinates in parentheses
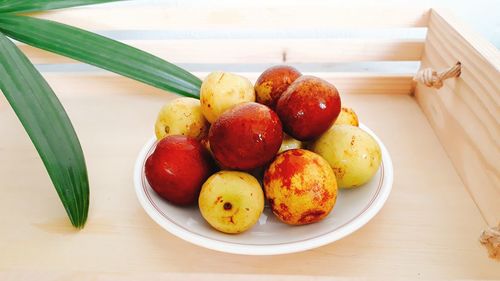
top-left (18, 39), bottom-right (424, 64)
top-left (1, 1), bottom-right (499, 279)
top-left (1, 272), bottom-right (355, 281)
top-left (415, 9), bottom-right (500, 226)
top-left (28, 1), bottom-right (429, 30)
top-left (1, 73), bottom-right (499, 279)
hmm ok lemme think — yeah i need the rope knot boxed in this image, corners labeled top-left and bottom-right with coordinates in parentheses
top-left (480, 223), bottom-right (500, 260)
top-left (414, 62), bottom-right (461, 89)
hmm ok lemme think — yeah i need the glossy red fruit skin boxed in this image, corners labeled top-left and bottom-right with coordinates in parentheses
top-left (209, 102), bottom-right (283, 171)
top-left (276, 75), bottom-right (341, 141)
top-left (254, 65), bottom-right (302, 109)
top-left (145, 135), bottom-right (214, 205)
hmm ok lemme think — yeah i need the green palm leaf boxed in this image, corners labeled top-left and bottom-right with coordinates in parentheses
top-left (0, 0), bottom-right (126, 13)
top-left (0, 14), bottom-right (202, 97)
top-left (0, 32), bottom-right (89, 228)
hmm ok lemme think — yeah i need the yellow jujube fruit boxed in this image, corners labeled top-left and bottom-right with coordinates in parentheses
top-left (334, 107), bottom-right (359, 127)
top-left (200, 72), bottom-right (255, 123)
top-left (311, 125), bottom-right (381, 188)
top-left (199, 171), bottom-right (264, 234)
top-left (278, 133), bottom-right (303, 154)
top-left (154, 97), bottom-right (209, 141)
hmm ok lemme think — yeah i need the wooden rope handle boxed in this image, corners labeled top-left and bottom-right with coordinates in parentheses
top-left (480, 223), bottom-right (500, 260)
top-left (413, 62), bottom-right (461, 89)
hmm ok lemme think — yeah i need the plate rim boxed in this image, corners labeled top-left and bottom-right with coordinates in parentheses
top-left (133, 123), bottom-right (393, 255)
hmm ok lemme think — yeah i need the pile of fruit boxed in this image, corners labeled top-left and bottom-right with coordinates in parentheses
top-left (145, 66), bottom-right (382, 234)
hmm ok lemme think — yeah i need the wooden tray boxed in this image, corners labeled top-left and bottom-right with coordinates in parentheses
top-left (0, 1), bottom-right (498, 279)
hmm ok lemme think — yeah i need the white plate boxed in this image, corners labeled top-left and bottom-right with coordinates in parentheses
top-left (134, 124), bottom-right (393, 255)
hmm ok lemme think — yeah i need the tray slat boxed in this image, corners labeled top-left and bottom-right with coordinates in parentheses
top-left (18, 39), bottom-right (424, 64)
top-left (33, 72), bottom-right (414, 96)
top-left (28, 2), bottom-right (430, 30)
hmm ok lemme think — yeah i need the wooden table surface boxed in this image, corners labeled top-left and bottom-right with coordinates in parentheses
top-left (1, 72), bottom-right (499, 280)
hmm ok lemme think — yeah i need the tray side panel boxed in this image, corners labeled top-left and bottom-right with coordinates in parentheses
top-left (415, 8), bottom-right (500, 226)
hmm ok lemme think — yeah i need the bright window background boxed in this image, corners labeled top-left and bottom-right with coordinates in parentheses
top-left (103, 0), bottom-right (499, 48)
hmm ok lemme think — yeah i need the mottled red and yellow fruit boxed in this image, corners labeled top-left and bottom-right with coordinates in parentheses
top-left (263, 149), bottom-right (337, 225)
top-left (145, 135), bottom-right (214, 205)
top-left (276, 75), bottom-right (341, 141)
top-left (209, 102), bottom-right (283, 170)
top-left (254, 65), bottom-right (302, 109)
